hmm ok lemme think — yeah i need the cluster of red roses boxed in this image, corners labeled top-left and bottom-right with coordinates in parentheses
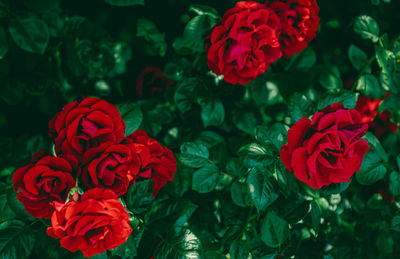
top-left (206, 0), bottom-right (320, 84)
top-left (13, 97), bottom-right (176, 257)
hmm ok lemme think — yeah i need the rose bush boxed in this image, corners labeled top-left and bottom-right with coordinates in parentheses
top-left (1, 0), bottom-right (400, 258)
top-left (280, 103), bottom-right (370, 188)
top-left (47, 188), bottom-right (132, 257)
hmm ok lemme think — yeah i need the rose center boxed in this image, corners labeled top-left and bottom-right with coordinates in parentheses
top-left (38, 176), bottom-right (60, 193)
top-left (97, 153), bottom-right (128, 186)
top-left (85, 226), bottom-right (109, 245)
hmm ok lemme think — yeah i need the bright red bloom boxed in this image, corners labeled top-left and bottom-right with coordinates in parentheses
top-left (81, 143), bottom-right (141, 196)
top-left (266, 0), bottom-right (320, 57)
top-left (207, 1), bottom-right (282, 84)
top-left (49, 97), bottom-right (126, 161)
top-left (13, 151), bottom-right (76, 219)
top-left (47, 188), bottom-right (132, 257)
top-left (124, 130), bottom-right (177, 196)
top-left (280, 103), bottom-right (370, 189)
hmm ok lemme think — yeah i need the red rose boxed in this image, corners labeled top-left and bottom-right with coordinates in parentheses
top-left (267, 0), bottom-right (320, 57)
top-left (206, 1), bottom-right (282, 85)
top-left (12, 151), bottom-right (76, 219)
top-left (280, 103), bottom-right (370, 189)
top-left (371, 111), bottom-right (398, 138)
top-left (355, 95), bottom-right (381, 123)
top-left (47, 188), bottom-right (132, 257)
top-left (49, 97), bottom-right (126, 161)
top-left (136, 66), bottom-right (175, 99)
top-left (125, 130), bottom-right (177, 196)
top-left (355, 94), bottom-right (398, 138)
top-left (81, 143), bottom-right (141, 196)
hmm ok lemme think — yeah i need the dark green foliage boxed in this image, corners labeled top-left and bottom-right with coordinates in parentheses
top-left (0, 0), bottom-right (400, 258)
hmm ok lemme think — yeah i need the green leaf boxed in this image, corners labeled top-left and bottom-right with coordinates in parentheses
top-left (173, 12), bottom-right (217, 53)
top-left (174, 78), bottom-right (204, 113)
top-left (278, 197), bottom-right (310, 224)
top-left (356, 74), bottom-right (385, 99)
top-left (376, 46), bottom-right (395, 75)
top-left (392, 215), bottom-right (400, 231)
top-left (389, 171), bottom-right (400, 197)
top-left (9, 17), bottom-right (49, 54)
top-left (356, 152), bottom-right (387, 185)
top-left (317, 90), bottom-right (358, 110)
top-left (378, 95), bottom-right (400, 122)
top-left (116, 103), bottom-right (143, 136)
top-left (169, 164), bottom-right (193, 197)
top-left (225, 158), bottom-right (248, 178)
top-left (250, 80), bottom-right (284, 106)
top-left (0, 221), bottom-right (35, 259)
top-left (0, 27), bottom-right (8, 59)
top-left (348, 44), bottom-right (368, 70)
top-left (6, 191), bottom-right (35, 220)
top-left (189, 4), bottom-right (219, 19)
top-left (356, 132), bottom-right (388, 185)
top-left (288, 93), bottom-right (313, 123)
top-left (256, 123), bottom-right (288, 151)
top-left (230, 181), bottom-right (251, 207)
top-left (154, 228), bottom-right (201, 259)
top-left (261, 212), bottom-right (289, 248)
top-left (198, 98), bottom-right (225, 127)
top-left (318, 66), bottom-right (343, 92)
top-left (136, 18), bottom-right (166, 56)
top-left (364, 132), bottom-right (388, 161)
top-left (397, 155), bottom-right (400, 170)
top-left (247, 168), bottom-right (278, 212)
top-left (239, 142), bottom-right (273, 157)
top-left (195, 131), bottom-right (224, 149)
top-left (110, 232), bottom-right (142, 257)
top-left (354, 15), bottom-right (380, 43)
top-left (179, 142), bottom-right (209, 168)
top-left (88, 252), bottom-right (107, 259)
top-left (0, 194), bottom-right (16, 223)
top-left (126, 179), bottom-right (154, 214)
top-left (284, 47), bottom-right (317, 71)
top-left (320, 181), bottom-right (352, 195)
top-left (104, 0), bottom-right (144, 6)
top-left (229, 239), bottom-right (250, 259)
top-left (192, 163), bottom-right (219, 193)
top-left (232, 108), bottom-right (257, 135)
top-left (145, 199), bottom-right (198, 232)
